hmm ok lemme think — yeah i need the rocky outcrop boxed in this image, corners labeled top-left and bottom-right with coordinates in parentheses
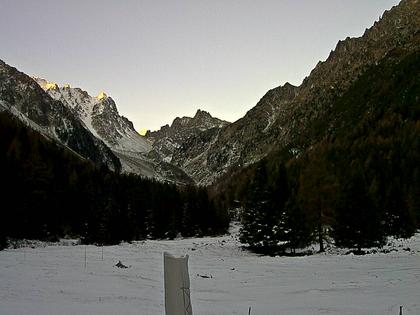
top-left (146, 109), bottom-right (229, 162)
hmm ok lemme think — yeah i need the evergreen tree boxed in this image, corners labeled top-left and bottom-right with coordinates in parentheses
top-left (283, 199), bottom-right (311, 253)
top-left (239, 163), bottom-right (280, 254)
top-left (333, 170), bottom-right (385, 252)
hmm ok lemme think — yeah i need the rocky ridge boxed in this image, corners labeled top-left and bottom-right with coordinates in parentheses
top-left (33, 77), bottom-right (193, 184)
top-left (146, 109), bottom-right (229, 162)
top-left (0, 60), bottom-right (121, 171)
top-left (33, 77), bottom-right (151, 153)
top-left (170, 0), bottom-right (420, 185)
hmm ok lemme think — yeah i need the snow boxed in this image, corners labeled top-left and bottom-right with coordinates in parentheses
top-left (113, 150), bottom-right (156, 178)
top-left (33, 77), bottom-right (152, 154)
top-left (1, 227), bottom-right (419, 315)
top-left (111, 130), bottom-right (152, 153)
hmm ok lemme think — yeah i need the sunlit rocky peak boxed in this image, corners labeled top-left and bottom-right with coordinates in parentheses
top-left (97, 91), bottom-right (107, 100)
top-left (45, 82), bottom-right (59, 90)
top-left (138, 128), bottom-right (148, 136)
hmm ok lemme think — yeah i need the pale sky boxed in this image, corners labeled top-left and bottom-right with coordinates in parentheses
top-left (0, 0), bottom-right (400, 131)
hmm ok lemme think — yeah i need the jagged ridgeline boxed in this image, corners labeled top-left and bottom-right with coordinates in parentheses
top-left (0, 111), bottom-right (229, 248)
top-left (0, 50), bottom-right (227, 246)
top-left (209, 0), bottom-right (420, 254)
top-left (178, 0), bottom-right (420, 186)
top-left (0, 61), bottom-right (122, 172)
top-left (31, 76), bottom-right (193, 184)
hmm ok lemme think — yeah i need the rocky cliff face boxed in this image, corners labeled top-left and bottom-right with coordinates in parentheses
top-left (170, 0), bottom-right (420, 185)
top-left (33, 77), bottom-right (151, 153)
top-left (32, 77), bottom-right (193, 184)
top-left (170, 83), bottom-right (298, 183)
top-left (146, 109), bottom-right (229, 162)
top-left (0, 60), bottom-right (121, 171)
top-left (274, 0), bottom-right (420, 148)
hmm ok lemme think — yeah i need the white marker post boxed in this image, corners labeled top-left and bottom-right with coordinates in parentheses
top-left (164, 252), bottom-right (193, 315)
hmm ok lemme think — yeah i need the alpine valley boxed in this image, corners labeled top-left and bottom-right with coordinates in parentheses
top-left (0, 0), bottom-right (419, 252)
top-left (1, 1), bottom-right (420, 313)
top-left (1, 0), bottom-right (418, 188)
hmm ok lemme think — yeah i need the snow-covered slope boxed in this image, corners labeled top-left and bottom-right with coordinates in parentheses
top-left (0, 60), bottom-right (121, 171)
top-left (1, 227), bottom-right (419, 315)
top-left (33, 77), bottom-right (151, 153)
top-left (32, 77), bottom-right (192, 183)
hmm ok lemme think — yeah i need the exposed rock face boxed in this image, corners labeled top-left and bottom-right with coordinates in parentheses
top-left (169, 0), bottom-right (420, 185)
top-left (170, 83), bottom-right (299, 183)
top-left (33, 77), bottom-right (193, 184)
top-left (275, 0), bottom-right (420, 148)
top-left (0, 60), bottom-right (121, 171)
top-left (146, 109), bottom-right (229, 162)
top-left (33, 77), bottom-right (151, 153)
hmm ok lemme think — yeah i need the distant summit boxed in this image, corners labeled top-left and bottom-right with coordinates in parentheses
top-left (146, 109), bottom-right (229, 163)
top-left (32, 77), bottom-right (59, 90)
top-left (97, 91), bottom-right (107, 100)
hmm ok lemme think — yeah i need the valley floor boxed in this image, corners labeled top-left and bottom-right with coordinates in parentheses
top-left (1, 228), bottom-right (419, 315)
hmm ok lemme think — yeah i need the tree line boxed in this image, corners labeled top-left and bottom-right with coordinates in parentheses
top-left (227, 48), bottom-right (419, 254)
top-left (0, 112), bottom-right (229, 249)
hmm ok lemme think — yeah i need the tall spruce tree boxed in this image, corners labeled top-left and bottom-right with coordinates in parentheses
top-left (240, 163), bottom-right (275, 253)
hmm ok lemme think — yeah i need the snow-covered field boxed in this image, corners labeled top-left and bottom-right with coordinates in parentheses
top-left (1, 228), bottom-right (419, 315)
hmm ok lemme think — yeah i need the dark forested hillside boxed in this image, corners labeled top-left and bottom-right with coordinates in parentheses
top-left (212, 44), bottom-right (420, 254)
top-left (0, 112), bottom-right (229, 249)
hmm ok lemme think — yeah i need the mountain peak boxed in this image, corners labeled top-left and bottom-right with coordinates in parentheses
top-left (33, 77), bottom-right (59, 91)
top-left (97, 91), bottom-right (108, 100)
top-left (282, 82), bottom-right (295, 88)
top-left (193, 109), bottom-right (212, 119)
top-left (45, 82), bottom-right (59, 90)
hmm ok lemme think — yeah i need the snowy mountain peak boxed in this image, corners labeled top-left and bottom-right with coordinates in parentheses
top-left (1, 63), bottom-right (121, 171)
top-left (33, 77), bottom-right (59, 90)
top-left (32, 76), bottom-right (151, 155)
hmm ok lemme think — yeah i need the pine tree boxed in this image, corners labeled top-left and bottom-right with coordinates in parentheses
top-left (239, 163), bottom-right (279, 254)
top-left (284, 199), bottom-right (311, 253)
